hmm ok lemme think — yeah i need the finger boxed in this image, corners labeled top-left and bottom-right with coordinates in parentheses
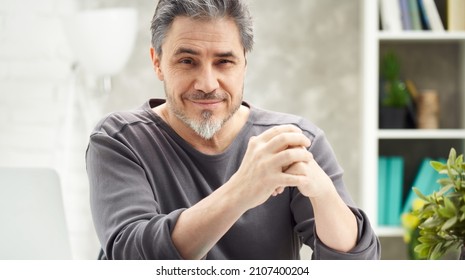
top-left (256, 125), bottom-right (303, 144)
top-left (275, 186), bottom-right (285, 194)
top-left (276, 172), bottom-right (307, 188)
top-left (266, 132), bottom-right (310, 153)
top-left (271, 186), bottom-right (285, 197)
top-left (275, 148), bottom-right (312, 171)
top-left (282, 146), bottom-right (309, 171)
top-left (284, 161), bottom-right (308, 176)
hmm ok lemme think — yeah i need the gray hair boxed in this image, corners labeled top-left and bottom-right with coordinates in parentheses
top-left (150, 0), bottom-right (254, 57)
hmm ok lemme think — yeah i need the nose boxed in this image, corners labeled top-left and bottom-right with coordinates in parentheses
top-left (194, 65), bottom-right (219, 93)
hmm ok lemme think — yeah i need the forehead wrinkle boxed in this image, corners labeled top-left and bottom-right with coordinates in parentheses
top-left (164, 17), bottom-right (243, 59)
top-left (171, 30), bottom-right (233, 48)
top-left (171, 41), bottom-right (239, 59)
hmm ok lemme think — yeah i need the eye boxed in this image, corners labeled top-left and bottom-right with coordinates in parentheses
top-left (179, 58), bottom-right (194, 65)
top-left (218, 59), bottom-right (233, 65)
top-left (216, 59), bottom-right (237, 68)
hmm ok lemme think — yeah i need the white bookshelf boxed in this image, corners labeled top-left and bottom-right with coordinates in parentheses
top-left (361, 0), bottom-right (465, 236)
top-left (378, 129), bottom-right (465, 139)
top-left (378, 32), bottom-right (465, 41)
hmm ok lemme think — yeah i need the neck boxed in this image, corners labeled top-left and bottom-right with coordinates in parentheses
top-left (153, 103), bottom-right (250, 155)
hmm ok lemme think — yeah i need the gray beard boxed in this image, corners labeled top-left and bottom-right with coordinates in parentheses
top-left (165, 86), bottom-right (243, 140)
top-left (174, 109), bottom-right (224, 140)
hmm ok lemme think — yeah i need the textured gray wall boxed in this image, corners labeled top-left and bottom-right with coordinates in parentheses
top-left (82, 0), bottom-right (362, 204)
top-left (246, 0), bottom-right (362, 203)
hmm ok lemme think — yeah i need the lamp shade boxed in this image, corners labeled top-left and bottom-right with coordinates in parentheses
top-left (64, 8), bottom-right (138, 76)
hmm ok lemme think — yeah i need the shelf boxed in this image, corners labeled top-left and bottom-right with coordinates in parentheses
top-left (378, 32), bottom-right (465, 42)
top-left (378, 129), bottom-right (465, 139)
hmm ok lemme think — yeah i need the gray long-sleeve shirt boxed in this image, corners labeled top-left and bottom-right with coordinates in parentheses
top-left (86, 99), bottom-right (380, 260)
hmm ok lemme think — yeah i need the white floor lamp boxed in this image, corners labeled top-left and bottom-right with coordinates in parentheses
top-left (60, 6), bottom-right (138, 190)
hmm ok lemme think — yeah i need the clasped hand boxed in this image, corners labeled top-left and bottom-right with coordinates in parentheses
top-left (232, 124), bottom-right (333, 210)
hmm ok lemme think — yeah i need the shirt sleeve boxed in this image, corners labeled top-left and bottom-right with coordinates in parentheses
top-left (312, 207), bottom-right (381, 260)
top-left (86, 131), bottom-right (185, 260)
top-left (291, 128), bottom-right (381, 260)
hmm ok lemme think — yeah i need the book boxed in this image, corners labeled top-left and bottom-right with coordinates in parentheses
top-left (386, 156), bottom-right (404, 226)
top-left (408, 0), bottom-right (423, 30)
top-left (402, 158), bottom-right (434, 214)
top-left (447, 0), bottom-right (465, 31)
top-left (378, 157), bottom-right (388, 225)
top-left (400, 0), bottom-right (414, 30)
top-left (402, 158), bottom-right (447, 214)
top-left (434, 0), bottom-right (448, 29)
top-left (417, 0), bottom-right (431, 29)
top-left (378, 156), bottom-right (405, 226)
top-left (380, 0), bottom-right (403, 31)
top-left (421, 0), bottom-right (445, 31)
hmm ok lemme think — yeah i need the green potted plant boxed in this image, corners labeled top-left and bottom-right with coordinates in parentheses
top-left (402, 198), bottom-right (427, 259)
top-left (405, 148), bottom-right (465, 260)
top-left (379, 51), bottom-right (411, 128)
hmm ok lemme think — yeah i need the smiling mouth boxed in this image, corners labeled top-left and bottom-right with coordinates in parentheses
top-left (183, 91), bottom-right (227, 108)
top-left (189, 99), bottom-right (224, 110)
top-left (192, 99), bottom-right (223, 104)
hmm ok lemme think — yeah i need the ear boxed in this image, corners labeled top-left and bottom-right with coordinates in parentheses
top-left (150, 47), bottom-right (164, 81)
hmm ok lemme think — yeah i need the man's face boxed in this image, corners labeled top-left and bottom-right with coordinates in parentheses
top-left (151, 16), bottom-right (247, 140)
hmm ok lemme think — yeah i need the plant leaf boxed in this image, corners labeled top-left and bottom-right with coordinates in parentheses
top-left (444, 197), bottom-right (457, 213)
top-left (449, 148), bottom-right (457, 165)
top-left (437, 178), bottom-right (453, 186)
top-left (430, 161), bottom-right (446, 172)
top-left (455, 154), bottom-right (463, 166)
top-left (441, 216), bottom-right (457, 231)
top-left (437, 184), bottom-right (454, 196)
top-left (420, 216), bottom-right (443, 228)
top-left (418, 234), bottom-right (439, 245)
top-left (460, 212), bottom-right (465, 222)
top-left (438, 207), bottom-right (454, 219)
top-left (430, 243), bottom-right (444, 260)
top-left (414, 243), bottom-right (430, 259)
top-left (413, 187), bottom-right (429, 201)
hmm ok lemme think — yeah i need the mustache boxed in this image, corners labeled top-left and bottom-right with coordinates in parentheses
top-left (183, 91), bottom-right (227, 100)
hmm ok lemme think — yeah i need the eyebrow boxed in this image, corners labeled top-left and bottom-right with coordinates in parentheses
top-left (174, 47), bottom-right (238, 59)
top-left (175, 47), bottom-right (199, 56)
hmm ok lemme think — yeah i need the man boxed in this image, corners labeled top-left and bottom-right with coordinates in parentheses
top-left (86, 0), bottom-right (380, 260)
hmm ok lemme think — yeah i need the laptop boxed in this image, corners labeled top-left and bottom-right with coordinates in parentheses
top-left (0, 167), bottom-right (72, 259)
